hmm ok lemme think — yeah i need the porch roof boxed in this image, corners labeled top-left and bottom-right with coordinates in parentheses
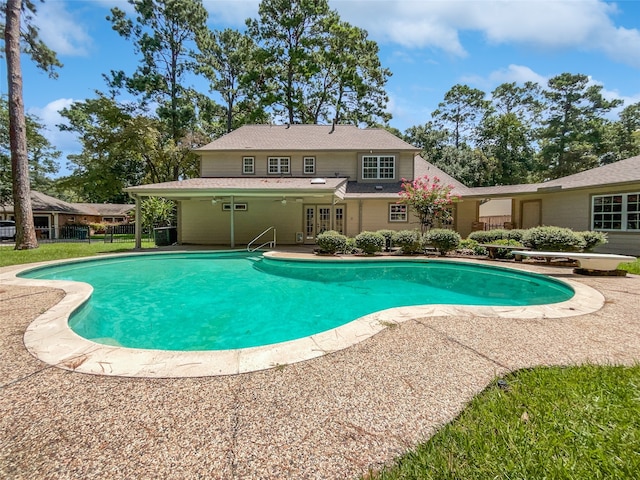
top-left (124, 177), bottom-right (349, 199)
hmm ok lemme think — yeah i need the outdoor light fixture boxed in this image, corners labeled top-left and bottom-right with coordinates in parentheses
top-left (281, 197), bottom-right (287, 205)
top-left (211, 198), bottom-right (218, 205)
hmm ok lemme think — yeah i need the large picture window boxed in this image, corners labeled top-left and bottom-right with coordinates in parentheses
top-left (362, 155), bottom-right (395, 179)
top-left (268, 157), bottom-right (290, 174)
top-left (592, 193), bottom-right (640, 231)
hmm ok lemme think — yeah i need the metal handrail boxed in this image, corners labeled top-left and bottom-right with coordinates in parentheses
top-left (247, 226), bottom-right (276, 252)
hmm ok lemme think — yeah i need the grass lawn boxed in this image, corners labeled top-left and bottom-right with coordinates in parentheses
top-left (368, 364), bottom-right (640, 479)
top-left (0, 241), bottom-right (155, 268)
top-left (621, 258), bottom-right (640, 275)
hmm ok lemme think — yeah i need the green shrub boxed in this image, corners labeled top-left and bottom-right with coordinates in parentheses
top-left (468, 229), bottom-right (507, 244)
top-left (577, 231), bottom-right (608, 251)
top-left (424, 228), bottom-right (461, 256)
top-left (392, 230), bottom-right (422, 254)
top-left (457, 239), bottom-right (487, 256)
top-left (376, 229), bottom-right (395, 251)
top-left (355, 231), bottom-right (385, 255)
top-left (491, 239), bottom-right (523, 259)
top-left (316, 230), bottom-right (347, 254)
top-left (343, 237), bottom-right (358, 254)
top-left (505, 229), bottom-right (526, 242)
top-left (522, 226), bottom-right (586, 252)
top-left (89, 222), bottom-right (107, 234)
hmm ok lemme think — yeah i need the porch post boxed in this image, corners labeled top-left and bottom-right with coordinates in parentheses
top-left (134, 194), bottom-right (142, 249)
top-left (230, 195), bottom-right (235, 248)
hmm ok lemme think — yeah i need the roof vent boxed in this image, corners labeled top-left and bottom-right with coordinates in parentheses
top-left (311, 178), bottom-right (326, 184)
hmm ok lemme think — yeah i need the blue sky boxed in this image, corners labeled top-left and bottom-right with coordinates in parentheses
top-left (4, 0), bottom-right (640, 172)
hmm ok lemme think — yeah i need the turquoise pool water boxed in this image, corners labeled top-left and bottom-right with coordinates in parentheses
top-left (21, 252), bottom-right (574, 351)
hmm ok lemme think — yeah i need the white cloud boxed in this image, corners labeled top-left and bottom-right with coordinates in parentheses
top-left (28, 98), bottom-right (80, 155)
top-left (35, 2), bottom-right (93, 57)
top-left (334, 0), bottom-right (640, 67)
top-left (203, 0), bottom-right (261, 26)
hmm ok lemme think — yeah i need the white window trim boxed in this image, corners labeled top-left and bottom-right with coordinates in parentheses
top-left (592, 192), bottom-right (640, 232)
top-left (303, 156), bottom-right (316, 175)
top-left (362, 155), bottom-right (395, 179)
top-left (222, 203), bottom-right (248, 211)
top-left (389, 204), bottom-right (407, 222)
top-left (268, 157), bottom-right (290, 175)
top-left (242, 157), bottom-right (255, 175)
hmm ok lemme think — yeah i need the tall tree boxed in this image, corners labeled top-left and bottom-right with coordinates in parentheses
top-left (106, 0), bottom-right (208, 142)
top-left (2, 0), bottom-right (61, 249)
top-left (477, 82), bottom-right (544, 184)
top-left (247, 0), bottom-right (390, 125)
top-left (196, 28), bottom-right (268, 133)
top-left (538, 73), bottom-right (622, 179)
top-left (58, 94), bottom-right (204, 202)
top-left (432, 84), bottom-right (489, 149)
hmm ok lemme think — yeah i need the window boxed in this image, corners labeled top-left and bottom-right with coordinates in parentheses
top-left (389, 204), bottom-right (407, 222)
top-left (268, 157), bottom-right (290, 174)
top-left (222, 203), bottom-right (248, 211)
top-left (592, 193), bottom-right (640, 231)
top-left (362, 155), bottom-right (395, 179)
top-left (243, 157), bottom-right (254, 175)
top-left (303, 157), bottom-right (315, 174)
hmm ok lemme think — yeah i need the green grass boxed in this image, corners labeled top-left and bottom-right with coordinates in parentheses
top-left (0, 240), bottom-right (155, 268)
top-left (620, 258), bottom-right (640, 275)
top-left (367, 364), bottom-right (640, 479)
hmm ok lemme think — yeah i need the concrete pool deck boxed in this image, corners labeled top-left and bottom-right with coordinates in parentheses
top-left (1, 249), bottom-right (640, 478)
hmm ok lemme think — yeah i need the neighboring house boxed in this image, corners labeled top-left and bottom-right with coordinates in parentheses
top-left (1, 191), bottom-right (133, 238)
top-left (465, 155), bottom-right (640, 255)
top-left (125, 124), bottom-right (639, 255)
top-left (125, 124), bottom-right (475, 248)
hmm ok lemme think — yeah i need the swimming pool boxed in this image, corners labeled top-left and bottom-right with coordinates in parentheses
top-left (20, 251), bottom-right (574, 351)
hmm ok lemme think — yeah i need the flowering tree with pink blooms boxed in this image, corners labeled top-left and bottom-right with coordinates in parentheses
top-left (398, 176), bottom-right (460, 233)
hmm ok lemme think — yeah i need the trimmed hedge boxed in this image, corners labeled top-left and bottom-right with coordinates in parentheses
top-left (490, 239), bottom-right (523, 259)
top-left (577, 231), bottom-right (608, 251)
top-left (355, 231), bottom-right (385, 255)
top-left (316, 230), bottom-right (347, 254)
top-left (521, 226), bottom-right (586, 252)
top-left (392, 230), bottom-right (423, 254)
top-left (424, 228), bottom-right (461, 256)
top-left (376, 229), bottom-right (395, 252)
top-left (457, 239), bottom-right (487, 256)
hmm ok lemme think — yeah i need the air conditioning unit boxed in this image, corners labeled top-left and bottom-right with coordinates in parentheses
top-left (295, 232), bottom-right (304, 244)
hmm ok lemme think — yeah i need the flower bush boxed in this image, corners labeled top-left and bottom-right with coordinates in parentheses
top-left (392, 229), bottom-right (423, 254)
top-left (397, 176), bottom-right (460, 233)
top-left (424, 228), bottom-right (461, 256)
top-left (355, 231), bottom-right (385, 255)
top-left (316, 230), bottom-right (347, 254)
top-left (522, 226), bottom-right (586, 252)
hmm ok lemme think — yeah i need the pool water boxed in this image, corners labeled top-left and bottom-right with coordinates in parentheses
top-left (21, 252), bottom-right (574, 351)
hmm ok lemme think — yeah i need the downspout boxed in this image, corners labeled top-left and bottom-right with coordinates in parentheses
top-left (358, 199), bottom-right (363, 233)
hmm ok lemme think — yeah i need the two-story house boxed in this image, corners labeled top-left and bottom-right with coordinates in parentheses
top-left (125, 124), bottom-right (474, 247)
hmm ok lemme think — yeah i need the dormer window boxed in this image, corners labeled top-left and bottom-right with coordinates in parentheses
top-left (363, 155), bottom-right (395, 179)
top-left (268, 157), bottom-right (290, 174)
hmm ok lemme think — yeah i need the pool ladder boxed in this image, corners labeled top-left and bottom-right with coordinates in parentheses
top-left (247, 226), bottom-right (276, 252)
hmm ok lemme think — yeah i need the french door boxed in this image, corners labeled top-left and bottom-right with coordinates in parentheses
top-left (304, 205), bottom-right (345, 243)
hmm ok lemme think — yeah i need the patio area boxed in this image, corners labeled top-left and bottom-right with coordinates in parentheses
top-left (1, 255), bottom-right (639, 479)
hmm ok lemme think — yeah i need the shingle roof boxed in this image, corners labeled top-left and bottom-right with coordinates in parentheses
top-left (197, 124), bottom-right (420, 152)
top-left (30, 191), bottom-right (90, 214)
top-left (73, 203), bottom-right (134, 216)
top-left (466, 155), bottom-right (640, 198)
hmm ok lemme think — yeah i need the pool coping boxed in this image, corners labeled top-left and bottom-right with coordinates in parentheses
top-left (0, 250), bottom-right (605, 378)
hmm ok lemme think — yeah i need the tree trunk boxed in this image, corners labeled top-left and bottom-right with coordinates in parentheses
top-left (5, 0), bottom-right (38, 249)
